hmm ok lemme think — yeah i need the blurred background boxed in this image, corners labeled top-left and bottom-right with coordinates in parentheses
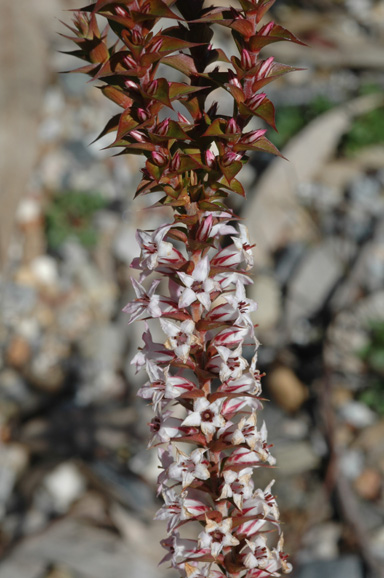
top-left (1, 1), bottom-right (384, 577)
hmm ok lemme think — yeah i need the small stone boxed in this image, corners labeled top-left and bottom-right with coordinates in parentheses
top-left (43, 462), bottom-right (86, 514)
top-left (339, 401), bottom-right (376, 429)
top-left (296, 555), bottom-right (363, 578)
top-left (267, 366), bottom-right (308, 413)
top-left (339, 449), bottom-right (364, 480)
top-left (353, 468), bottom-right (381, 501)
top-left (30, 255), bottom-right (59, 288)
top-left (273, 441), bottom-right (320, 475)
top-left (5, 335), bottom-right (31, 368)
top-left (249, 274), bottom-right (282, 331)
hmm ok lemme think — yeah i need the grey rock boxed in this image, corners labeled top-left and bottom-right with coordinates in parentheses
top-left (339, 401), bottom-right (377, 428)
top-left (295, 556), bottom-right (363, 578)
top-left (273, 441), bottom-right (320, 475)
top-left (286, 241), bottom-right (343, 339)
top-left (0, 283), bottom-right (37, 324)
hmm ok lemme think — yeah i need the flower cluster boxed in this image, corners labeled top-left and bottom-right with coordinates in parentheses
top-left (66, 1), bottom-right (304, 576)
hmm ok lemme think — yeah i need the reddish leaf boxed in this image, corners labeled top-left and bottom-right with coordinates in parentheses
top-left (234, 137), bottom-right (284, 158)
top-left (202, 118), bottom-right (226, 138)
top-left (238, 96), bottom-right (276, 130)
top-left (249, 24), bottom-right (306, 51)
top-left (162, 54), bottom-right (198, 76)
top-left (100, 86), bottom-right (133, 108)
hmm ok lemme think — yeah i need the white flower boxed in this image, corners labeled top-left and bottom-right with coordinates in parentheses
top-left (131, 325), bottom-right (175, 372)
top-left (122, 278), bottom-right (162, 323)
top-left (160, 318), bottom-right (198, 363)
top-left (168, 448), bottom-right (210, 488)
top-left (182, 398), bottom-right (225, 436)
top-left (223, 281), bottom-right (257, 327)
top-left (178, 256), bottom-right (217, 311)
top-left (208, 344), bottom-right (248, 382)
top-left (218, 467), bottom-right (254, 509)
top-left (198, 517), bottom-right (239, 558)
top-left (231, 224), bottom-right (254, 269)
top-left (135, 224), bottom-right (184, 272)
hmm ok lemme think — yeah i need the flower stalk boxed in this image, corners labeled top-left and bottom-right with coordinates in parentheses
top-left (65, 1), bottom-right (304, 576)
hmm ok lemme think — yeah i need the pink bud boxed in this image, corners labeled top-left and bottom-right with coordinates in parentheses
top-left (221, 151), bottom-right (242, 166)
top-left (170, 152), bottom-right (181, 172)
top-left (142, 1), bottom-right (151, 14)
top-left (241, 129), bottom-right (267, 144)
top-left (131, 30), bottom-right (143, 45)
top-left (152, 151), bottom-right (168, 166)
top-left (228, 71), bottom-right (242, 90)
top-left (246, 92), bottom-right (266, 110)
top-left (226, 119), bottom-right (240, 134)
top-left (131, 130), bottom-right (146, 143)
top-left (156, 118), bottom-right (169, 136)
top-left (260, 21), bottom-right (274, 37)
top-left (205, 150), bottom-right (216, 167)
top-left (146, 80), bottom-right (158, 96)
top-left (115, 6), bottom-right (128, 17)
top-left (125, 79), bottom-right (139, 90)
top-left (151, 38), bottom-right (163, 53)
top-left (178, 113), bottom-right (190, 124)
top-left (123, 54), bottom-right (136, 69)
top-left (137, 108), bottom-right (150, 123)
top-left (196, 214), bottom-right (213, 241)
top-left (241, 49), bottom-right (253, 70)
top-left (256, 56), bottom-right (274, 80)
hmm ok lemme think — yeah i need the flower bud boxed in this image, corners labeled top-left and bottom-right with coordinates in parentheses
top-left (131, 130), bottom-right (146, 143)
top-left (169, 152), bottom-right (181, 172)
top-left (256, 56), bottom-right (274, 81)
top-left (226, 119), bottom-right (240, 134)
top-left (260, 21), bottom-right (274, 36)
top-left (205, 150), bottom-right (216, 167)
top-left (241, 49), bottom-right (253, 70)
top-left (123, 54), bottom-right (136, 69)
top-left (178, 113), bottom-right (190, 124)
top-left (146, 80), bottom-right (158, 96)
top-left (152, 150), bottom-right (168, 166)
top-left (124, 79), bottom-right (139, 91)
top-left (246, 92), bottom-right (266, 111)
top-left (131, 30), bottom-right (143, 45)
top-left (156, 118), bottom-right (169, 136)
top-left (115, 6), bottom-right (128, 17)
top-left (221, 151), bottom-right (242, 166)
top-left (151, 38), bottom-right (163, 53)
top-left (228, 70), bottom-right (242, 90)
top-left (241, 129), bottom-right (266, 144)
top-left (137, 108), bottom-right (150, 123)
